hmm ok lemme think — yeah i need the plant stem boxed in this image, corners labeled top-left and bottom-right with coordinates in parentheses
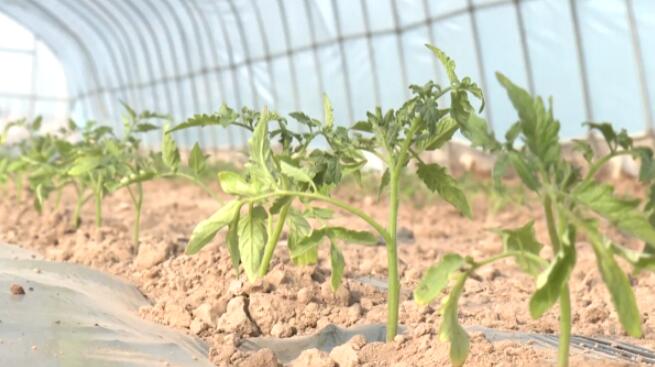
top-left (94, 190), bottom-right (103, 228)
top-left (386, 168), bottom-right (401, 341)
top-left (544, 195), bottom-right (561, 252)
top-left (558, 285), bottom-right (572, 367)
top-left (133, 182), bottom-right (144, 247)
top-left (258, 201), bottom-right (291, 276)
top-left (247, 191), bottom-right (391, 244)
top-left (72, 188), bottom-right (84, 228)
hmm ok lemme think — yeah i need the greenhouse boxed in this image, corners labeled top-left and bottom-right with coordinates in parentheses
top-left (2, 1), bottom-right (655, 366)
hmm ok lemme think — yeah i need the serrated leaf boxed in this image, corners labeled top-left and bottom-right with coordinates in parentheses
top-left (135, 123), bottom-right (159, 132)
top-left (287, 210), bottom-right (316, 265)
top-left (416, 162), bottom-right (471, 218)
top-left (573, 182), bottom-right (655, 245)
top-left (227, 211), bottom-right (241, 276)
top-left (592, 240), bottom-right (642, 337)
top-left (162, 127), bottom-right (180, 170)
top-left (529, 241), bottom-right (575, 319)
top-left (439, 272), bottom-right (470, 367)
top-left (189, 143), bottom-right (207, 175)
top-left (247, 113), bottom-right (275, 190)
top-left (238, 205), bottom-right (268, 282)
top-left (68, 156), bottom-right (102, 176)
top-left (414, 254), bottom-right (463, 305)
top-left (328, 227), bottom-right (378, 245)
top-left (330, 242), bottom-right (345, 290)
top-left (324, 94), bottom-right (334, 130)
top-left (186, 200), bottom-right (242, 255)
top-left (422, 117), bottom-right (458, 151)
top-left (459, 114), bottom-right (500, 152)
top-left (280, 160), bottom-right (314, 186)
top-left (426, 44), bottom-right (458, 83)
top-left (496, 72), bottom-right (560, 166)
top-left (500, 221), bottom-right (544, 276)
top-left (167, 105), bottom-right (238, 133)
top-left (507, 151), bottom-right (540, 191)
top-left (218, 171), bottom-right (257, 196)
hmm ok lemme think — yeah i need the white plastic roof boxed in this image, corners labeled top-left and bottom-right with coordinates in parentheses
top-left (0, 0), bottom-right (654, 149)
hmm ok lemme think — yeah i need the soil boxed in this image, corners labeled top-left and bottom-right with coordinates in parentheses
top-left (1, 177), bottom-right (655, 366)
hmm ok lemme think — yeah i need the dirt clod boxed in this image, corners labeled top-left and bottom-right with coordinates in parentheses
top-left (216, 296), bottom-right (258, 336)
top-left (290, 348), bottom-right (335, 367)
top-left (237, 348), bottom-right (279, 367)
top-left (10, 284), bottom-right (25, 295)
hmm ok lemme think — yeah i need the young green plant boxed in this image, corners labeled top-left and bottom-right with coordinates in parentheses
top-left (415, 73), bottom-right (655, 366)
top-left (181, 45), bottom-right (489, 342)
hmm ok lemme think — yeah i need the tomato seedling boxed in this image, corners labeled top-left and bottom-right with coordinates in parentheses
top-left (415, 73), bottom-right (655, 366)
top-left (181, 45), bottom-right (489, 342)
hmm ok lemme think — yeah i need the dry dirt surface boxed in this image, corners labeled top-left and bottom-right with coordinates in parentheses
top-left (1, 178), bottom-right (655, 366)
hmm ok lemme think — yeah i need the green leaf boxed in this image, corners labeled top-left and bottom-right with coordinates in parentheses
top-left (426, 44), bottom-right (458, 83)
top-left (189, 143), bottom-right (207, 175)
top-left (439, 272), bottom-right (470, 367)
top-left (324, 94), bottom-right (334, 130)
top-left (68, 156), bottom-right (102, 176)
top-left (529, 242), bottom-right (575, 319)
top-left (500, 221), bottom-right (544, 276)
top-left (287, 210), bottom-right (316, 265)
top-left (416, 162), bottom-right (471, 217)
top-left (414, 254), bottom-right (463, 305)
top-left (238, 205), bottom-right (268, 282)
top-left (496, 72), bottom-right (560, 166)
top-left (218, 171), bottom-right (257, 196)
top-left (329, 242), bottom-right (345, 290)
top-left (167, 105), bottom-right (238, 133)
top-left (31, 116), bottom-right (42, 131)
top-left (162, 127), bottom-right (180, 171)
top-left (227, 211), bottom-right (241, 276)
top-left (327, 227), bottom-right (378, 245)
top-left (459, 114), bottom-right (500, 152)
top-left (422, 117), bottom-right (458, 151)
top-left (573, 182), bottom-right (655, 245)
top-left (377, 169), bottom-right (390, 201)
top-left (247, 112), bottom-right (275, 190)
top-left (280, 160), bottom-right (314, 186)
top-left (186, 200), bottom-right (242, 255)
top-left (507, 151), bottom-right (540, 191)
top-left (304, 207), bottom-right (333, 220)
top-left (135, 123), bottom-right (159, 133)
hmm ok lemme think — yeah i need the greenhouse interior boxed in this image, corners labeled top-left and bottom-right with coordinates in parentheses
top-left (2, 1), bottom-right (655, 366)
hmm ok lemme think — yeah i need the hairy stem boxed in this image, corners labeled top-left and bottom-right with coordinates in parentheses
top-left (558, 285), bottom-right (572, 367)
top-left (258, 201), bottom-right (291, 276)
top-left (386, 168), bottom-right (401, 341)
top-left (544, 196), bottom-right (561, 252)
top-left (133, 182), bottom-right (144, 247)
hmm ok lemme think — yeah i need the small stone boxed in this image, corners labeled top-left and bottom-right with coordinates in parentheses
top-left (228, 280), bottom-right (244, 295)
top-left (291, 348), bottom-right (335, 367)
top-left (10, 284), bottom-right (25, 295)
top-left (165, 304), bottom-right (192, 328)
top-left (394, 334), bottom-right (406, 344)
top-left (216, 296), bottom-right (258, 336)
top-left (321, 282), bottom-right (351, 306)
top-left (239, 348), bottom-right (279, 367)
top-left (31, 345), bottom-right (37, 351)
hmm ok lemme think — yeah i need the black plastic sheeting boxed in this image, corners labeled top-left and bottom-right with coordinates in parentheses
top-left (0, 244), bottom-right (213, 367)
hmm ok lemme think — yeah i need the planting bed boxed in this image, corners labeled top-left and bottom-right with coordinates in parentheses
top-left (2, 178), bottom-right (655, 366)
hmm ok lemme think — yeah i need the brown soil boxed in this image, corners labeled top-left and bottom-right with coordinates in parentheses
top-left (1, 178), bottom-right (654, 366)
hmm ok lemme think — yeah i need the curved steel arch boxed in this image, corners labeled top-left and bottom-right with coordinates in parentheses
top-left (57, 0), bottom-right (132, 114)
